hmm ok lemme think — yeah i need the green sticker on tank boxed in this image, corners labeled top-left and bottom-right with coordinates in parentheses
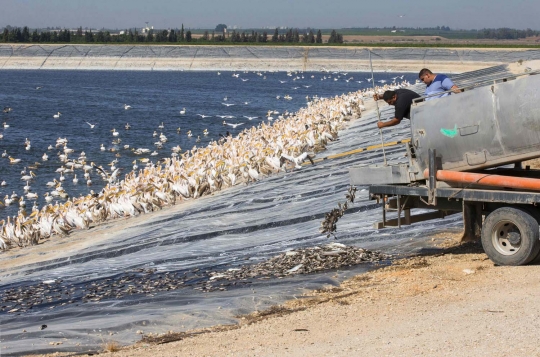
top-left (440, 124), bottom-right (458, 138)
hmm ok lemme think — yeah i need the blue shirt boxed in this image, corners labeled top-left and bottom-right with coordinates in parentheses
top-left (425, 74), bottom-right (455, 101)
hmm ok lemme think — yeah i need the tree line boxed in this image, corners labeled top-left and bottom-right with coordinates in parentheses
top-left (0, 25), bottom-right (344, 44)
top-left (476, 28), bottom-right (539, 40)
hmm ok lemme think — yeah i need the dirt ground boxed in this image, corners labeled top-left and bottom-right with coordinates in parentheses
top-left (28, 232), bottom-right (540, 357)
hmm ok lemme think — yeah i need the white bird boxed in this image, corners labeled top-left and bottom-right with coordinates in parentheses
top-left (281, 152), bottom-right (309, 169)
top-left (243, 116), bottom-right (258, 120)
top-left (222, 103), bottom-right (235, 107)
top-left (224, 122), bottom-right (244, 129)
top-left (179, 108), bottom-right (186, 115)
top-left (196, 114), bottom-right (212, 118)
top-left (86, 122), bottom-right (96, 128)
top-left (42, 153), bottom-right (48, 161)
top-left (158, 122), bottom-right (164, 129)
top-left (124, 104), bottom-right (132, 110)
top-left (111, 129), bottom-right (119, 137)
top-left (100, 144), bottom-right (106, 151)
top-left (53, 112), bottom-right (62, 119)
top-left (73, 174), bottom-right (78, 184)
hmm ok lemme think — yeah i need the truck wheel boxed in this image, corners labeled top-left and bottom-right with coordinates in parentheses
top-left (481, 207), bottom-right (540, 266)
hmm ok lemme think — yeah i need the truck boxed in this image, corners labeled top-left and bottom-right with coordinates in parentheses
top-left (349, 61), bottom-right (540, 266)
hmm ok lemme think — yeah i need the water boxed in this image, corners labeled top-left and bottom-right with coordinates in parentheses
top-left (0, 70), bottom-right (416, 219)
top-left (0, 69), bottom-right (466, 356)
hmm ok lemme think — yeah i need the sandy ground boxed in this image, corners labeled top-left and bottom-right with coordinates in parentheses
top-left (26, 232), bottom-right (540, 357)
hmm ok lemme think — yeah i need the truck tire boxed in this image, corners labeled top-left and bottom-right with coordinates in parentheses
top-left (481, 207), bottom-right (540, 266)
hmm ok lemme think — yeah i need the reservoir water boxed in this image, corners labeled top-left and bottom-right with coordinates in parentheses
top-left (0, 69), bottom-right (464, 356)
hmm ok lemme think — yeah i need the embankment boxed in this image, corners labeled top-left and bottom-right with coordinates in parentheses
top-left (1, 44), bottom-right (540, 71)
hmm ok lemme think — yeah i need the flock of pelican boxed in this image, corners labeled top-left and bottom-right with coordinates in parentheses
top-left (0, 80), bottom-right (410, 251)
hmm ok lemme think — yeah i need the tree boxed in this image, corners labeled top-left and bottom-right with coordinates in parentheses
top-left (202, 30), bottom-right (209, 40)
top-left (168, 29), bottom-right (177, 42)
top-left (146, 29), bottom-right (154, 42)
top-left (2, 28), bottom-right (8, 42)
top-left (293, 29), bottom-right (299, 43)
top-left (316, 30), bottom-right (322, 43)
top-left (262, 31), bottom-right (268, 43)
top-left (328, 29), bottom-right (337, 43)
top-left (272, 28), bottom-right (278, 42)
top-left (186, 30), bottom-right (192, 42)
top-left (22, 26), bottom-right (30, 42)
top-left (96, 30), bottom-right (105, 42)
top-left (85, 30), bottom-right (94, 42)
top-left (31, 30), bottom-right (39, 42)
top-left (308, 30), bottom-right (315, 43)
top-left (76, 26), bottom-right (83, 37)
top-left (215, 24), bottom-right (227, 32)
top-left (179, 24), bottom-right (185, 41)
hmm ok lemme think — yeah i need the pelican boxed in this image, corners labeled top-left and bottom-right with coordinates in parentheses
top-left (3, 122), bottom-right (9, 128)
top-left (196, 114), bottom-right (212, 118)
top-left (203, 129), bottom-right (209, 136)
top-left (224, 122), bottom-right (244, 129)
top-left (187, 130), bottom-right (192, 137)
top-left (26, 192), bottom-right (38, 200)
top-left (73, 174), bottom-right (79, 184)
top-left (53, 112), bottom-right (62, 119)
top-left (21, 171), bottom-right (36, 181)
top-left (196, 136), bottom-right (201, 143)
top-left (9, 156), bottom-right (21, 164)
top-left (158, 122), bottom-right (164, 129)
top-left (86, 122), bottom-right (96, 128)
top-left (0, 180), bottom-right (6, 186)
top-left (111, 129), bottom-right (119, 137)
top-left (44, 192), bottom-right (53, 203)
top-left (125, 123), bottom-right (131, 130)
top-left (179, 108), bottom-right (186, 115)
top-left (124, 104), bottom-right (132, 110)
top-left (42, 153), bottom-right (48, 161)
top-left (2, 150), bottom-right (7, 158)
top-left (100, 144), bottom-right (106, 151)
top-left (222, 103), bottom-right (234, 107)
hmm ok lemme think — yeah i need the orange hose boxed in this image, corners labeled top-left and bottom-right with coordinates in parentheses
top-left (423, 169), bottom-right (540, 191)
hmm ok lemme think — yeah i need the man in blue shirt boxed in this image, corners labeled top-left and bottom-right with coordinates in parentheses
top-left (419, 68), bottom-right (461, 101)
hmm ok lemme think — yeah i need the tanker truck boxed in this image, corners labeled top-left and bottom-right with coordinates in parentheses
top-left (349, 61), bottom-right (540, 266)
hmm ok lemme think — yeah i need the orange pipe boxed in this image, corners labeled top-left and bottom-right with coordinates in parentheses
top-left (423, 169), bottom-right (540, 191)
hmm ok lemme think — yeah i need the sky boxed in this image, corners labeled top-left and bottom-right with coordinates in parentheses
top-left (1, 0), bottom-right (539, 30)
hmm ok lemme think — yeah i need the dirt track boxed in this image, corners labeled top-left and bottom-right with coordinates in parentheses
top-left (28, 233), bottom-right (540, 357)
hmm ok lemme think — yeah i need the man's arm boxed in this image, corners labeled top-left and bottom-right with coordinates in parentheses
top-left (442, 77), bottom-right (461, 94)
top-left (377, 118), bottom-right (401, 129)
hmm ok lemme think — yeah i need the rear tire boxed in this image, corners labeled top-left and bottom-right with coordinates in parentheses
top-left (481, 207), bottom-right (540, 266)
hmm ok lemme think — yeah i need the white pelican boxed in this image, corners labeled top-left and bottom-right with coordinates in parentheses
top-left (21, 171), bottom-right (36, 181)
top-left (179, 108), bottom-right (186, 115)
top-left (3, 122), bottom-right (9, 128)
top-left (2, 150), bottom-right (7, 158)
top-left (203, 129), bottom-right (209, 136)
top-left (44, 192), bottom-right (53, 203)
top-left (111, 129), bottom-right (119, 137)
top-left (53, 112), bottom-right (62, 119)
top-left (42, 153), bottom-right (48, 161)
top-left (0, 180), bottom-right (6, 186)
top-left (73, 174), bottom-right (78, 184)
top-left (187, 130), bottom-right (192, 137)
top-left (86, 122), bottom-right (96, 129)
top-left (26, 192), bottom-right (38, 200)
top-left (124, 104), bottom-right (132, 110)
top-left (158, 122), bottom-right (164, 129)
top-left (9, 156), bottom-right (21, 164)
top-left (224, 122), bottom-right (244, 129)
top-left (125, 123), bottom-right (131, 130)
top-left (59, 173), bottom-right (65, 182)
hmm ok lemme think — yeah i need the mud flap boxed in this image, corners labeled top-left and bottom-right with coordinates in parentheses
top-left (461, 201), bottom-right (482, 242)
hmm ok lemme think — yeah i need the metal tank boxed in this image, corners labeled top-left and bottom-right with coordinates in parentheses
top-left (350, 66), bottom-right (540, 186)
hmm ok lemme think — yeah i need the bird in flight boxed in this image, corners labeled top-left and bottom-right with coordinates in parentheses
top-left (197, 114), bottom-right (212, 118)
top-left (222, 103), bottom-right (235, 107)
top-left (86, 122), bottom-right (96, 128)
top-left (224, 122), bottom-right (244, 129)
top-left (303, 85), bottom-right (311, 88)
top-left (243, 116), bottom-right (258, 120)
